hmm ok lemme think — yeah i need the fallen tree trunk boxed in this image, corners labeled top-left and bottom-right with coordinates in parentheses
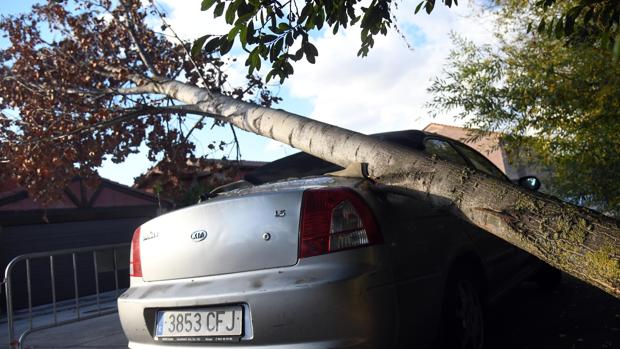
top-left (144, 79), bottom-right (620, 298)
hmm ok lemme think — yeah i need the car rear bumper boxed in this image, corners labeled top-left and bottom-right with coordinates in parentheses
top-left (118, 247), bottom-right (396, 348)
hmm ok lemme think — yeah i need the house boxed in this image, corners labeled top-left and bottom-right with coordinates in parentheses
top-left (133, 158), bottom-right (267, 206)
top-left (0, 177), bottom-right (171, 308)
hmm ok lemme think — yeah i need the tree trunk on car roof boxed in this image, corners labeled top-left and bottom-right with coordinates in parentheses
top-left (136, 79), bottom-right (620, 299)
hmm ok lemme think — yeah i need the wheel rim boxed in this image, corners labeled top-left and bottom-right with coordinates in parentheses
top-left (454, 280), bottom-right (484, 349)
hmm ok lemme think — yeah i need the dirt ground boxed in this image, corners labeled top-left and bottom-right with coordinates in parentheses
top-left (486, 274), bottom-right (620, 349)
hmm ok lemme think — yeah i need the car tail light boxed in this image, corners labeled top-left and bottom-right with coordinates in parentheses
top-left (299, 188), bottom-right (382, 258)
top-left (129, 226), bottom-right (142, 277)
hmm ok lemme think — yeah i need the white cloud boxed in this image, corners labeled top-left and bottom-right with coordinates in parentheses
top-left (155, 0), bottom-right (231, 40)
top-left (283, 0), bottom-right (497, 135)
top-left (99, 1), bottom-right (499, 184)
top-left (153, 0), bottom-right (497, 155)
top-left (153, 1), bottom-right (252, 90)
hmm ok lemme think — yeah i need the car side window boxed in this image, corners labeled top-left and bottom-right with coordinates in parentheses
top-left (423, 138), bottom-right (468, 166)
top-left (452, 143), bottom-right (506, 180)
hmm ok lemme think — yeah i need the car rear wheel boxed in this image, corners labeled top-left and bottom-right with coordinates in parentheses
top-left (437, 266), bottom-right (485, 349)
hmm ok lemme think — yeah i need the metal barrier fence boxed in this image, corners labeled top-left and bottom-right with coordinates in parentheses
top-left (2, 243), bottom-right (130, 349)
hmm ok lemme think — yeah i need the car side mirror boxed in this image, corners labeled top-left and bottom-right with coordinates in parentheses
top-left (518, 176), bottom-right (541, 191)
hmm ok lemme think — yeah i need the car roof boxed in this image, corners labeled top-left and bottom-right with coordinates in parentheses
top-left (244, 130), bottom-right (444, 185)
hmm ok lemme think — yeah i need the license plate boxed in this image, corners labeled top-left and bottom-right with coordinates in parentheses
top-left (155, 306), bottom-right (243, 342)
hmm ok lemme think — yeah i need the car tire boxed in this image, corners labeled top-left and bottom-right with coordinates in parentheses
top-left (436, 265), bottom-right (485, 349)
top-left (533, 263), bottom-right (562, 291)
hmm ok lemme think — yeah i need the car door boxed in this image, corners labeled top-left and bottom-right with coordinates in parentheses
top-left (387, 137), bottom-right (475, 347)
top-left (450, 141), bottom-right (534, 294)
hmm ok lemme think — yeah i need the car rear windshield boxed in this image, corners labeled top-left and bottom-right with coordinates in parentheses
top-left (244, 130), bottom-right (425, 185)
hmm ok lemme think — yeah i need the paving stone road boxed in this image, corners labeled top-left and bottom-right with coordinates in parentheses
top-left (22, 313), bottom-right (126, 349)
top-left (2, 273), bottom-right (618, 348)
top-left (487, 274), bottom-right (620, 349)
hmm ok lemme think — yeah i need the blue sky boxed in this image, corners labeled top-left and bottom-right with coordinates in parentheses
top-left (1, 0), bottom-right (495, 185)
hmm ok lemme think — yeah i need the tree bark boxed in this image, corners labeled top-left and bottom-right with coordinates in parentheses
top-left (144, 79), bottom-right (620, 298)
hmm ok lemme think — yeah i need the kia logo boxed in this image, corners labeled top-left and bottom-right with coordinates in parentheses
top-left (190, 230), bottom-right (208, 242)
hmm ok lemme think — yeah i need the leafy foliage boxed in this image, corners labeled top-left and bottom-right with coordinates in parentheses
top-left (428, 1), bottom-right (620, 216)
top-left (0, 0), bottom-right (279, 202)
top-left (529, 0), bottom-right (620, 59)
top-left (193, 0), bottom-right (457, 82)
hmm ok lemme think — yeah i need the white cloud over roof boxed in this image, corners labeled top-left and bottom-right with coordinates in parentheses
top-left (153, 0), bottom-right (497, 155)
top-left (284, 1), bottom-right (496, 134)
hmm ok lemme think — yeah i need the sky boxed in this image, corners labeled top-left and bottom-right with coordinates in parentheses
top-left (0, 0), bottom-right (497, 185)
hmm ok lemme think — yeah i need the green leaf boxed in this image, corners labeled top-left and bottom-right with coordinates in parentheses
top-left (304, 42), bottom-right (318, 57)
top-left (546, 18), bottom-right (554, 36)
top-left (554, 19), bottom-right (563, 39)
top-left (225, 1), bottom-right (238, 24)
top-left (201, 0), bottom-right (217, 11)
top-left (425, 0), bottom-right (435, 14)
top-left (564, 15), bottom-right (575, 36)
top-left (219, 38), bottom-right (234, 55)
top-left (227, 25), bottom-right (240, 42)
top-left (191, 35), bottom-right (209, 57)
top-left (566, 5), bottom-right (583, 19)
top-left (291, 47), bottom-right (304, 61)
top-left (299, 2), bottom-right (313, 22)
top-left (414, 1), bottom-right (425, 14)
top-left (244, 51), bottom-right (252, 66)
top-left (613, 32), bottom-right (620, 61)
top-left (214, 2), bottom-right (225, 17)
top-left (537, 19), bottom-right (546, 33)
top-left (346, 4), bottom-right (356, 21)
top-left (315, 9), bottom-right (325, 30)
top-left (240, 25), bottom-right (248, 47)
top-left (245, 20), bottom-right (255, 42)
top-left (273, 39), bottom-right (283, 60)
top-left (265, 70), bottom-right (274, 82)
top-left (284, 61), bottom-right (294, 74)
top-left (285, 32), bottom-right (294, 47)
top-left (204, 36), bottom-right (222, 53)
top-left (583, 7), bottom-right (594, 24)
top-left (250, 51), bottom-right (261, 71)
top-left (237, 1), bottom-right (254, 17)
top-left (270, 25), bottom-right (284, 35)
top-left (361, 27), bottom-right (369, 40)
top-left (258, 44), bottom-right (269, 59)
top-left (601, 31), bottom-right (610, 49)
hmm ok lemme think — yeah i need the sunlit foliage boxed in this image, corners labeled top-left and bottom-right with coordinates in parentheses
top-left (0, 0), bottom-right (278, 202)
top-left (428, 0), bottom-right (620, 216)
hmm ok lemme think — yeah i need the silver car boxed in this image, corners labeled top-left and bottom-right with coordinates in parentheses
top-left (118, 130), bottom-right (554, 349)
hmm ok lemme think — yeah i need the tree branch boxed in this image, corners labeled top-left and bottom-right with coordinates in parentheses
top-left (120, 0), bottom-right (159, 77)
top-left (229, 123), bottom-right (242, 161)
top-left (25, 105), bottom-right (224, 144)
top-left (150, 2), bottom-right (210, 90)
top-left (149, 3), bottom-right (246, 159)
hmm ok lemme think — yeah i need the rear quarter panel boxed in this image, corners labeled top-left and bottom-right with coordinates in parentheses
top-left (358, 184), bottom-right (476, 347)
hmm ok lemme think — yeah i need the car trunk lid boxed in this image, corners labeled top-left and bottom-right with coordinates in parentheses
top-left (138, 191), bottom-right (303, 282)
